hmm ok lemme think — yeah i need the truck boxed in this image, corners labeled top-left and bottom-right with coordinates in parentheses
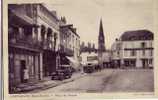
top-left (80, 52), bottom-right (99, 73)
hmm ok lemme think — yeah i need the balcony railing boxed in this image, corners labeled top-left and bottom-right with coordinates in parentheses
top-left (42, 39), bottom-right (55, 51)
top-left (9, 35), bottom-right (42, 50)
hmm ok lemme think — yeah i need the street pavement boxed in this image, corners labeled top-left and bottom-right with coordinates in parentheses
top-left (37, 69), bottom-right (154, 93)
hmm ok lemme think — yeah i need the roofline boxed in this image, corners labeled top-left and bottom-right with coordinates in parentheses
top-left (40, 4), bottom-right (59, 21)
top-left (60, 24), bottom-right (80, 38)
top-left (120, 29), bottom-right (154, 41)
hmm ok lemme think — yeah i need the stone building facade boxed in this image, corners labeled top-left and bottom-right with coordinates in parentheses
top-left (8, 4), bottom-right (43, 91)
top-left (111, 30), bottom-right (154, 68)
top-left (59, 18), bottom-right (80, 69)
top-left (36, 4), bottom-right (60, 76)
top-left (8, 4), bottom-right (61, 92)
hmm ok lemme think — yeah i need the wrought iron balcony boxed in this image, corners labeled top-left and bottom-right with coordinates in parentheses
top-left (42, 39), bottom-right (55, 51)
top-left (9, 35), bottom-right (42, 50)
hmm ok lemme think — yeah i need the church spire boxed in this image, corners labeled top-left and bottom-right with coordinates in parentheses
top-left (98, 19), bottom-right (105, 51)
top-left (99, 19), bottom-right (104, 38)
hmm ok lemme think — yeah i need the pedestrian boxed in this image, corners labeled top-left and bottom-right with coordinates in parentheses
top-left (23, 67), bottom-right (29, 83)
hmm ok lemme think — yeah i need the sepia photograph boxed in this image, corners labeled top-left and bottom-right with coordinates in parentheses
top-left (2, 0), bottom-right (158, 99)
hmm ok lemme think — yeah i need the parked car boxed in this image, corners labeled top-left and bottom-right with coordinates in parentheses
top-left (83, 63), bottom-right (95, 73)
top-left (51, 65), bottom-right (72, 80)
top-left (51, 70), bottom-right (65, 80)
top-left (60, 65), bottom-right (72, 78)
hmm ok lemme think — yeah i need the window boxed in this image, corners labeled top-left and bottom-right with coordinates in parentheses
top-left (150, 42), bottom-right (152, 47)
top-left (150, 50), bottom-right (153, 56)
top-left (124, 60), bottom-right (129, 66)
top-left (41, 25), bottom-right (46, 40)
top-left (141, 42), bottom-right (146, 48)
top-left (149, 59), bottom-right (153, 65)
top-left (124, 60), bottom-right (136, 67)
top-left (117, 51), bottom-right (120, 56)
top-left (142, 50), bottom-right (145, 56)
top-left (130, 50), bottom-right (136, 56)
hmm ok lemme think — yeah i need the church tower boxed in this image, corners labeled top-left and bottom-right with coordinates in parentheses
top-left (98, 19), bottom-right (105, 52)
top-left (98, 19), bottom-right (105, 68)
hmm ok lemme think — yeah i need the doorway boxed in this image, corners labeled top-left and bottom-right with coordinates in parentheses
top-left (142, 59), bottom-right (148, 68)
top-left (20, 60), bottom-right (26, 83)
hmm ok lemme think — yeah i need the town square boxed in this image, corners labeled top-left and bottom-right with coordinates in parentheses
top-left (8, 1), bottom-right (154, 94)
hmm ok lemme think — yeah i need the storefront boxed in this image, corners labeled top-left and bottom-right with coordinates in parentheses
top-left (124, 59), bottom-right (136, 68)
top-left (9, 46), bottom-right (42, 92)
top-left (43, 50), bottom-right (57, 76)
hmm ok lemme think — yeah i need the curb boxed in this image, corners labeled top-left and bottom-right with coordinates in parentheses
top-left (33, 74), bottom-right (85, 92)
top-left (21, 73), bottom-right (86, 93)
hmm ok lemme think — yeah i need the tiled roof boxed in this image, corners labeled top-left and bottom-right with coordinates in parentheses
top-left (120, 29), bottom-right (154, 41)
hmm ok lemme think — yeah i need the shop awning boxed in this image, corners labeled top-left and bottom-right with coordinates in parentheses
top-left (66, 56), bottom-right (79, 68)
top-left (66, 56), bottom-right (78, 64)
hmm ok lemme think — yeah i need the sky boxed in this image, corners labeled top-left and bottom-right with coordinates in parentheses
top-left (45, 0), bottom-right (154, 49)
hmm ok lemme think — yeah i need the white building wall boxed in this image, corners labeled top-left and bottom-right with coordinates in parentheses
top-left (111, 41), bottom-right (122, 60)
top-left (122, 40), bottom-right (153, 49)
top-left (102, 51), bottom-right (111, 62)
top-left (111, 39), bottom-right (153, 68)
top-left (122, 40), bottom-right (153, 68)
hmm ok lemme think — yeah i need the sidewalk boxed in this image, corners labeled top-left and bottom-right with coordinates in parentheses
top-left (14, 72), bottom-right (86, 93)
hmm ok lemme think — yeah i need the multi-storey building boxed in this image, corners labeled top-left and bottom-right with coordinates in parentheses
top-left (8, 4), bottom-right (43, 91)
top-left (8, 4), bottom-right (60, 92)
top-left (36, 4), bottom-right (60, 76)
top-left (59, 18), bottom-right (80, 69)
top-left (102, 50), bottom-right (112, 68)
top-left (111, 30), bottom-right (154, 68)
top-left (111, 39), bottom-right (122, 68)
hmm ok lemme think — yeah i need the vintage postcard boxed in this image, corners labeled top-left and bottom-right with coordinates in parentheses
top-left (2, 0), bottom-right (158, 100)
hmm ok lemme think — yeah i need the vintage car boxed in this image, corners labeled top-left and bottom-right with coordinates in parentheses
top-left (83, 63), bottom-right (95, 73)
top-left (60, 65), bottom-right (72, 78)
top-left (51, 70), bottom-right (64, 80)
top-left (51, 65), bottom-right (72, 80)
